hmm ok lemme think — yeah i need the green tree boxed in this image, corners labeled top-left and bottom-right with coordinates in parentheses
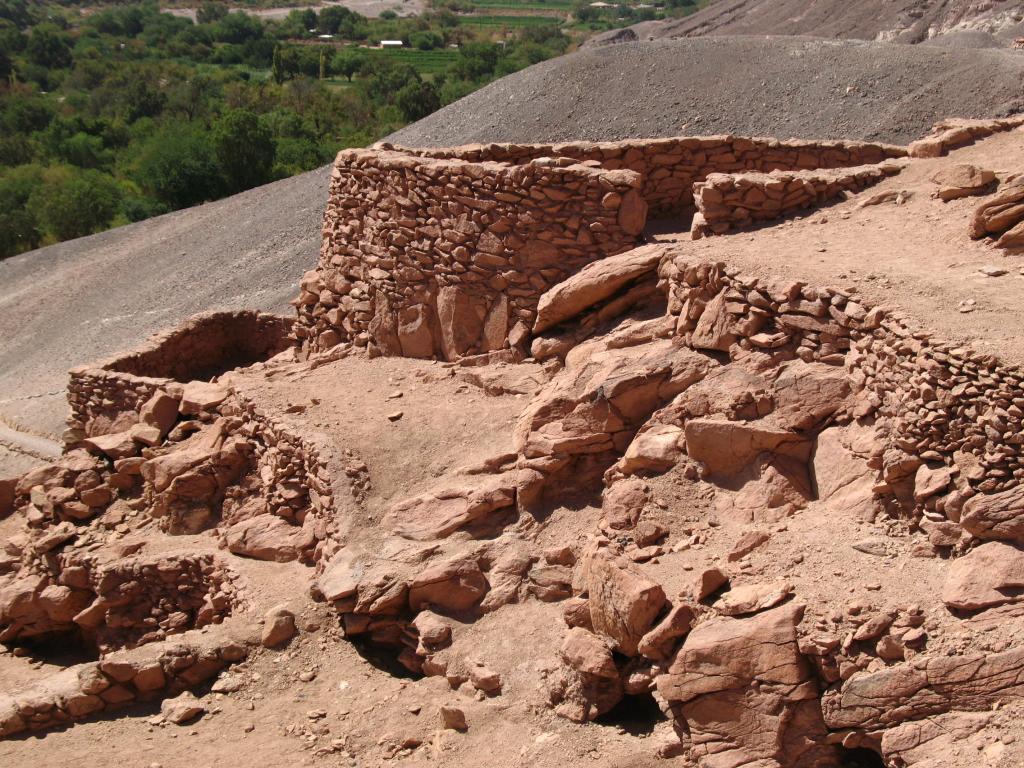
top-left (196, 2), bottom-right (228, 25)
top-left (29, 166), bottom-right (122, 241)
top-left (135, 123), bottom-right (221, 208)
top-left (332, 49), bottom-right (365, 82)
top-left (0, 164), bottom-right (42, 257)
top-left (26, 23), bottom-right (73, 69)
top-left (212, 108), bottom-right (274, 193)
top-left (271, 43), bottom-right (286, 85)
top-left (395, 80), bottom-right (439, 121)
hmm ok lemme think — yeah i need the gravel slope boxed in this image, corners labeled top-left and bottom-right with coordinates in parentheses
top-left (0, 166), bottom-right (330, 455)
top-left (585, 0), bottom-right (1024, 47)
top-left (389, 36), bottom-right (1024, 147)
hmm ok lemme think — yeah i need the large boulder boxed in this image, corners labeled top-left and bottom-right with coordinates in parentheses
top-left (656, 603), bottom-right (835, 768)
top-left (930, 164), bottom-right (995, 201)
top-left (961, 485), bottom-right (1024, 542)
top-left (553, 627), bottom-right (623, 722)
top-left (683, 417), bottom-right (810, 478)
top-left (386, 475), bottom-right (515, 541)
top-left (408, 557), bottom-right (489, 613)
top-left (811, 423), bottom-right (880, 521)
top-left (941, 541), bottom-right (1024, 612)
top-left (224, 514), bottom-right (314, 562)
top-left (515, 338), bottom-right (715, 461)
top-left (580, 547), bottom-right (665, 656)
top-left (533, 244), bottom-right (662, 334)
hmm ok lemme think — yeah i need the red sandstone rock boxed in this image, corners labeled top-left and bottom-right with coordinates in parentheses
top-left (683, 417), bottom-right (809, 477)
top-left (961, 484), bottom-right (1024, 542)
top-left (600, 478), bottom-right (648, 530)
top-left (533, 245), bottom-right (661, 334)
top-left (637, 601), bottom-right (695, 661)
top-left (581, 547), bottom-right (666, 656)
top-left (930, 164), bottom-right (995, 201)
top-left (387, 475), bottom-right (515, 541)
top-left (408, 557), bottom-right (488, 612)
top-left (713, 581), bottom-right (793, 616)
top-left (178, 381), bottom-right (230, 415)
top-left (82, 432), bottom-right (138, 460)
top-left (140, 389), bottom-right (180, 437)
top-left (261, 604), bottom-right (296, 648)
top-left (656, 603), bottom-right (833, 768)
top-left (942, 541), bottom-right (1024, 611)
top-left (224, 514), bottom-right (314, 562)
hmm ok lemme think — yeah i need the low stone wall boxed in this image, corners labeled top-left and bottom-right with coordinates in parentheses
top-left (394, 135), bottom-right (907, 218)
top-left (0, 629), bottom-right (249, 738)
top-left (295, 149), bottom-right (647, 358)
top-left (661, 258), bottom-right (1024, 500)
top-left (691, 161), bottom-right (904, 237)
top-left (296, 136), bottom-right (906, 359)
top-left (96, 311), bottom-right (293, 381)
top-left (66, 311), bottom-right (292, 445)
top-left (908, 116), bottom-right (1024, 158)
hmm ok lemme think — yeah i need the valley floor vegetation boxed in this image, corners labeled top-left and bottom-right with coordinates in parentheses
top-left (0, 0), bottom-right (703, 258)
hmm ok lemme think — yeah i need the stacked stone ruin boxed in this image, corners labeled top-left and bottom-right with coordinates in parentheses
top-left (6, 118), bottom-right (1024, 761)
top-left (293, 135), bottom-right (909, 359)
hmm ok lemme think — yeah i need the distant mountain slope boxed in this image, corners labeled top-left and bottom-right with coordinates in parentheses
top-left (585, 0), bottom-right (1024, 48)
top-left (389, 36), bottom-right (1024, 147)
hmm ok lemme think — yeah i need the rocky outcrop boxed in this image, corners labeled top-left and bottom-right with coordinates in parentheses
top-left (657, 603), bottom-right (837, 768)
top-left (970, 174), bottom-right (1024, 252)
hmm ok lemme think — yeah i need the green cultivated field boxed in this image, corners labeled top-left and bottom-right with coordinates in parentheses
top-left (361, 47), bottom-right (461, 75)
top-left (462, 14), bottom-right (564, 27)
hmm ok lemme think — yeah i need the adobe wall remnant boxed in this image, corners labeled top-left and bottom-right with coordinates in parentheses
top-left (691, 161), bottom-right (905, 237)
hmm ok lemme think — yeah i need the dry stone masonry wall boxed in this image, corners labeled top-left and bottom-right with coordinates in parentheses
top-left (395, 135), bottom-right (907, 218)
top-left (662, 257), bottom-right (1024, 506)
top-left (66, 311), bottom-right (292, 447)
top-left (295, 149), bottom-right (648, 358)
top-left (0, 630), bottom-right (249, 738)
top-left (295, 136), bottom-right (908, 359)
top-left (690, 161), bottom-right (905, 237)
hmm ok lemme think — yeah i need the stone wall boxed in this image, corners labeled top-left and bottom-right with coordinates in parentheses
top-left (661, 257), bottom-right (1024, 502)
top-left (295, 149), bottom-right (648, 358)
top-left (393, 135), bottom-right (907, 218)
top-left (690, 161), bottom-right (905, 237)
top-left (296, 136), bottom-right (906, 359)
top-left (66, 311), bottom-right (292, 445)
top-left (908, 116), bottom-right (1024, 159)
top-left (0, 629), bottom-right (249, 738)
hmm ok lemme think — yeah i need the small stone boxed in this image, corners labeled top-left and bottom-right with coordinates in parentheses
top-left (299, 670), bottom-right (317, 682)
top-left (261, 604), bottom-right (297, 648)
top-left (387, 411), bottom-right (404, 422)
top-left (439, 705), bottom-right (467, 731)
top-left (161, 692), bottom-right (205, 725)
top-left (979, 265), bottom-right (1007, 277)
